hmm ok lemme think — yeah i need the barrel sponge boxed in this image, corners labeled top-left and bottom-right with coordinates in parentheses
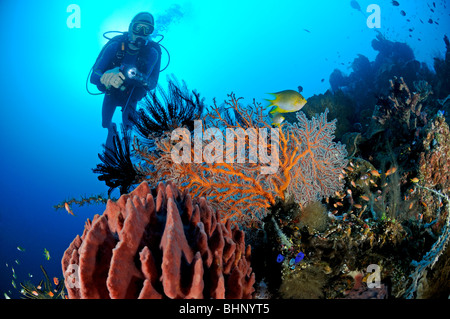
top-left (61, 181), bottom-right (255, 299)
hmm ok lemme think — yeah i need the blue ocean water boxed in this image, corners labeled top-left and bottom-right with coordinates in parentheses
top-left (0, 0), bottom-right (448, 298)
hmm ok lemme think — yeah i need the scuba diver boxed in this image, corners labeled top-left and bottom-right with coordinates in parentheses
top-left (90, 12), bottom-right (161, 149)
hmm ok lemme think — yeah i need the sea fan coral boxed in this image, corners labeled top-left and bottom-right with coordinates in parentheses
top-left (134, 94), bottom-right (348, 226)
top-left (61, 181), bottom-right (255, 299)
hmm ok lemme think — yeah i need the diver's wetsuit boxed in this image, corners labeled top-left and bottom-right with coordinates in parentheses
top-left (90, 33), bottom-right (161, 149)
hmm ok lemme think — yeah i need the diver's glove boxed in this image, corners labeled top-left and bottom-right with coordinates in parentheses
top-left (100, 67), bottom-right (125, 89)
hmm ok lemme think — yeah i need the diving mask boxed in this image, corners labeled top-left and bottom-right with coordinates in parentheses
top-left (132, 22), bottom-right (154, 36)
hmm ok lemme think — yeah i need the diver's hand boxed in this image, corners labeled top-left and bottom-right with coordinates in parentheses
top-left (110, 72), bottom-right (125, 89)
top-left (100, 72), bottom-right (114, 89)
top-left (100, 67), bottom-right (125, 89)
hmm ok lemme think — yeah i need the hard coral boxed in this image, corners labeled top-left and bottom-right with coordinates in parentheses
top-left (61, 181), bottom-right (255, 299)
top-left (419, 114), bottom-right (450, 193)
top-left (297, 201), bottom-right (329, 233)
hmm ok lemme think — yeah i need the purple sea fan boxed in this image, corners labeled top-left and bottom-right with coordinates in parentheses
top-left (282, 109), bottom-right (348, 206)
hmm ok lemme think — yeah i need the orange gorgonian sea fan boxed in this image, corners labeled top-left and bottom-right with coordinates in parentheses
top-left (133, 93), bottom-right (348, 227)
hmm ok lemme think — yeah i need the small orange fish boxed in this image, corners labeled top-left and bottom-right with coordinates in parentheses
top-left (32, 291), bottom-right (39, 296)
top-left (336, 201), bottom-right (344, 206)
top-left (351, 181), bottom-right (356, 188)
top-left (47, 291), bottom-right (54, 297)
top-left (361, 195), bottom-right (370, 201)
top-left (410, 177), bottom-right (419, 183)
top-left (421, 201), bottom-right (427, 208)
top-left (53, 277), bottom-right (59, 286)
top-left (347, 189), bottom-right (352, 195)
top-left (354, 204), bottom-right (362, 209)
top-left (64, 203), bottom-right (75, 216)
top-left (409, 202), bottom-right (414, 210)
top-left (386, 167), bottom-right (397, 176)
top-left (347, 166), bottom-right (354, 172)
top-left (370, 169), bottom-right (381, 177)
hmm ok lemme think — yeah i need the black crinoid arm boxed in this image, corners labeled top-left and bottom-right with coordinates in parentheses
top-left (93, 124), bottom-right (143, 196)
top-left (130, 75), bottom-right (205, 148)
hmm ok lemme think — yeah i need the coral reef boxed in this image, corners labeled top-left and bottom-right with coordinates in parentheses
top-left (296, 201), bottom-right (329, 233)
top-left (61, 181), bottom-right (255, 299)
top-left (279, 266), bottom-right (326, 299)
top-left (328, 32), bottom-right (435, 131)
top-left (247, 70), bottom-right (450, 298)
top-left (415, 245), bottom-right (450, 299)
top-left (403, 186), bottom-right (450, 299)
top-left (342, 272), bottom-right (388, 299)
top-left (418, 114), bottom-right (450, 193)
top-left (284, 90), bottom-right (357, 141)
top-left (135, 94), bottom-right (348, 226)
top-left (60, 33), bottom-right (450, 299)
top-left (433, 35), bottom-right (450, 99)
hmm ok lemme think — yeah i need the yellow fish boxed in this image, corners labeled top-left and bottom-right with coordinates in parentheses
top-left (43, 248), bottom-right (51, 261)
top-left (270, 112), bottom-right (285, 127)
top-left (266, 90), bottom-right (307, 114)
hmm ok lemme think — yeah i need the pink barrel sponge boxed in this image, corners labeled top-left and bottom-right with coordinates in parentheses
top-left (61, 181), bottom-right (255, 299)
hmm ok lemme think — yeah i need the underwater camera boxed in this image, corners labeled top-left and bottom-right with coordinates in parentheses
top-left (119, 64), bottom-right (148, 89)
